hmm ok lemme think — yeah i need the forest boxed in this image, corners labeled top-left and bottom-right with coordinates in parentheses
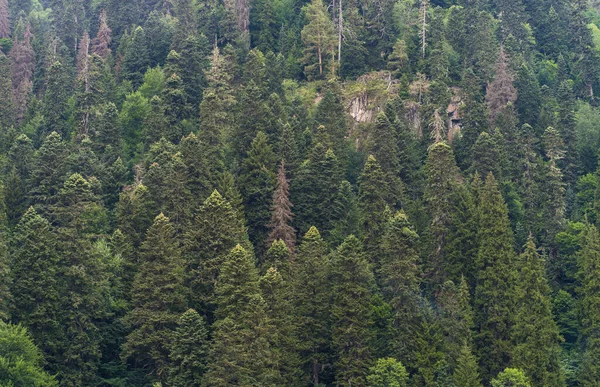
top-left (3, 0), bottom-right (600, 386)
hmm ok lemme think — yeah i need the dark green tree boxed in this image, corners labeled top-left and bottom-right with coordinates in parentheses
top-left (474, 173), bottom-right (518, 382)
top-left (122, 26), bottom-right (150, 88)
top-left (331, 235), bottom-right (374, 386)
top-left (123, 214), bottom-right (187, 382)
top-left (167, 309), bottom-right (209, 387)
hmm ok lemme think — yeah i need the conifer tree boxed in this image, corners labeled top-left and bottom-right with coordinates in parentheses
top-left (359, 155), bottom-right (391, 261)
top-left (122, 26), bottom-right (150, 88)
top-left (331, 235), bottom-right (374, 386)
top-left (330, 180), bottom-right (362, 246)
top-left (0, 0), bottom-right (8, 39)
top-left (41, 60), bottom-right (72, 139)
top-left (474, 173), bottom-right (518, 382)
top-left (486, 46), bottom-right (517, 125)
top-left (314, 89), bottom-right (348, 158)
top-left (542, 127), bottom-right (566, 247)
top-left (301, 0), bottom-right (336, 79)
top-left (369, 112), bottom-right (402, 200)
top-left (0, 218), bottom-right (8, 321)
top-left (379, 211), bottom-right (421, 364)
top-left (167, 309), bottom-right (209, 387)
top-left (260, 266), bottom-right (302, 385)
top-left (9, 207), bottom-right (63, 376)
top-left (239, 131), bottom-right (276, 253)
top-left (183, 190), bottom-right (248, 314)
top-left (511, 236), bottom-right (564, 386)
top-left (0, 53), bottom-right (14, 128)
top-left (453, 341), bottom-right (483, 387)
top-left (267, 160), bottom-right (295, 252)
top-left (471, 131), bottom-right (503, 181)
top-left (205, 244), bottom-right (280, 385)
top-left (579, 225), bottom-right (600, 386)
top-left (9, 23), bottom-right (34, 122)
top-left (294, 227), bottom-right (332, 385)
top-left (92, 10), bottom-right (112, 58)
top-left (292, 143), bottom-right (342, 236)
top-left (123, 214), bottom-right (187, 382)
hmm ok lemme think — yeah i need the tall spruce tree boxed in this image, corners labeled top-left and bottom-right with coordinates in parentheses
top-left (579, 225), bottom-right (600, 385)
top-left (167, 309), bottom-right (209, 387)
top-left (474, 173), bottom-right (518, 382)
top-left (511, 236), bottom-right (564, 386)
top-left (293, 227), bottom-right (332, 385)
top-left (331, 235), bottom-right (374, 386)
top-left (205, 244), bottom-right (280, 385)
top-left (123, 214), bottom-right (187, 382)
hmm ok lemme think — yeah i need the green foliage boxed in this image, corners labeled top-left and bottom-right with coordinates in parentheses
top-left (0, 321), bottom-right (57, 386)
top-left (366, 358), bottom-right (409, 387)
top-left (167, 309), bottom-right (209, 387)
top-left (491, 368), bottom-right (531, 387)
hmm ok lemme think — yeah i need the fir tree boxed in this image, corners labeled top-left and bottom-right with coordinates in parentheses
top-left (330, 180), bottom-right (362, 246)
top-left (205, 244), bottom-right (280, 386)
top-left (474, 173), bottom-right (518, 382)
top-left (453, 341), bottom-right (483, 387)
top-left (359, 155), bottom-right (391, 261)
top-left (579, 225), bottom-right (600, 386)
top-left (239, 131), bottom-right (276, 253)
top-left (41, 61), bottom-right (72, 139)
top-left (331, 235), bottom-right (374, 386)
top-left (486, 46), bottom-right (517, 125)
top-left (123, 214), bottom-right (187, 382)
top-left (267, 160), bottom-right (295, 252)
top-left (167, 309), bottom-right (209, 387)
top-left (511, 236), bottom-right (564, 386)
top-left (0, 52), bottom-right (14, 128)
top-left (0, 0), bottom-right (8, 39)
top-left (294, 227), bottom-right (332, 385)
top-left (122, 26), bottom-right (150, 88)
top-left (183, 190), bottom-right (248, 314)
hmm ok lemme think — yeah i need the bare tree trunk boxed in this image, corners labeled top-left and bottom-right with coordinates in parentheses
top-left (338, 0), bottom-right (342, 65)
top-left (421, 0), bottom-right (427, 59)
top-left (318, 45), bottom-right (323, 77)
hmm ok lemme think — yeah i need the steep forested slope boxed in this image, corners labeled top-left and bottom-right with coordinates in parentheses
top-left (1, 0), bottom-right (600, 386)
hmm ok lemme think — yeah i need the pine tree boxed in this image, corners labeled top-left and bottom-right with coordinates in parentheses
top-left (294, 227), bottom-right (332, 385)
top-left (579, 225), bottom-right (600, 385)
top-left (331, 235), bottom-right (374, 386)
top-left (239, 131), bottom-right (276, 253)
top-left (301, 0), bottom-right (336, 79)
top-left (122, 26), bottom-right (150, 88)
top-left (511, 236), bottom-right (564, 386)
top-left (123, 214), bottom-right (187, 382)
top-left (92, 9), bottom-right (112, 58)
top-left (167, 309), bottom-right (209, 387)
top-left (474, 173), bottom-right (518, 382)
top-left (183, 190), bottom-right (248, 314)
top-left (267, 160), bottom-right (295, 252)
top-left (205, 244), bottom-right (280, 386)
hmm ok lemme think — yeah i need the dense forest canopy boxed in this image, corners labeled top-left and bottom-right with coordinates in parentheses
top-left (4, 0), bottom-right (600, 386)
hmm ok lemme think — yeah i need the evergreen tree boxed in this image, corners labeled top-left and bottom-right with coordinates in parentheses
top-left (330, 180), bottom-right (362, 246)
top-left (579, 225), bottom-right (600, 386)
top-left (239, 131), bottom-right (276, 253)
top-left (453, 341), bottom-right (483, 387)
top-left (301, 0), bottom-right (336, 79)
top-left (9, 23), bottom-right (34, 122)
top-left (486, 47), bottom-right (517, 125)
top-left (205, 244), bottom-right (280, 386)
top-left (331, 235), bottom-right (374, 386)
top-left (123, 214), bottom-right (187, 382)
top-left (122, 26), bottom-right (150, 88)
top-left (0, 0), bottom-right (8, 39)
top-left (91, 10), bottom-right (112, 59)
top-left (183, 190), bottom-right (248, 314)
top-left (167, 309), bottom-right (209, 387)
top-left (0, 52), bottom-right (14, 128)
top-left (41, 60), bottom-right (72, 139)
top-left (474, 173), bottom-right (518, 382)
top-left (511, 236), bottom-right (564, 386)
top-left (294, 227), bottom-right (331, 385)
top-left (359, 155), bottom-right (391, 261)
top-left (267, 160), bottom-right (295, 252)
top-left (541, 127), bottom-right (566, 247)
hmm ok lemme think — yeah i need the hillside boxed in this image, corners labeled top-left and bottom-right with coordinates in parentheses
top-left (1, 0), bottom-right (600, 386)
